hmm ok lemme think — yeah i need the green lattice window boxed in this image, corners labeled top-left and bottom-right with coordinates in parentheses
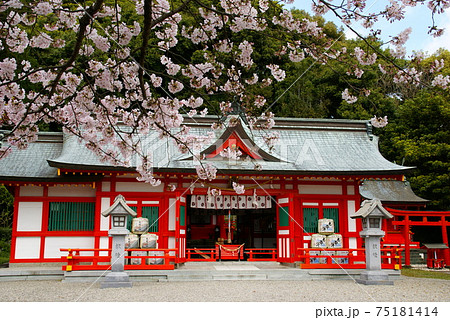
top-left (323, 208), bottom-right (339, 232)
top-left (127, 206), bottom-right (137, 230)
top-left (279, 207), bottom-right (289, 227)
top-left (48, 202), bottom-right (95, 231)
top-left (127, 206), bottom-right (159, 232)
top-left (303, 208), bottom-right (319, 234)
top-left (143, 206), bottom-right (159, 232)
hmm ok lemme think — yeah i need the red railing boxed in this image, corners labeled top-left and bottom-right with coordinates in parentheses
top-left (61, 247), bottom-right (403, 270)
top-left (186, 248), bottom-right (217, 261)
top-left (387, 208), bottom-right (450, 266)
top-left (245, 248), bottom-right (277, 261)
top-left (60, 248), bottom-right (176, 271)
top-left (185, 247), bottom-right (277, 262)
top-left (297, 247), bottom-right (403, 269)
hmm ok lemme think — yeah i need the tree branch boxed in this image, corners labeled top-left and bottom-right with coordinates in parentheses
top-left (49, 0), bottom-right (105, 98)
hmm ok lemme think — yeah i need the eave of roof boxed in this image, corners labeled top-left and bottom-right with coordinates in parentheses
top-left (359, 179), bottom-right (429, 204)
top-left (0, 117), bottom-right (414, 179)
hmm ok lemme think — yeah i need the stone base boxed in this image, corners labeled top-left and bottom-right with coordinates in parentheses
top-left (100, 272), bottom-right (133, 289)
top-left (356, 270), bottom-right (394, 285)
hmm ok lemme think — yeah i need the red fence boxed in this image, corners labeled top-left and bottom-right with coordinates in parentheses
top-left (185, 247), bottom-right (277, 262)
top-left (61, 246), bottom-right (403, 270)
top-left (387, 208), bottom-right (450, 266)
top-left (297, 247), bottom-right (403, 269)
top-left (60, 248), bottom-right (176, 271)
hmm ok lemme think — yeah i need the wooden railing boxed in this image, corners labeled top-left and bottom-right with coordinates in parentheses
top-left (60, 248), bottom-right (176, 271)
top-left (297, 247), bottom-right (403, 269)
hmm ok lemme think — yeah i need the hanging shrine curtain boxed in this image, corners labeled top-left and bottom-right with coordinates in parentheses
top-left (190, 195), bottom-right (272, 209)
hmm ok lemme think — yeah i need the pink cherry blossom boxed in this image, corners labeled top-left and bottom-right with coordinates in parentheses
top-left (0, 0), bottom-right (446, 185)
top-left (370, 115), bottom-right (388, 128)
top-left (266, 64), bottom-right (286, 81)
top-left (342, 88), bottom-right (358, 104)
top-left (196, 163), bottom-right (217, 181)
top-left (232, 182), bottom-right (245, 194)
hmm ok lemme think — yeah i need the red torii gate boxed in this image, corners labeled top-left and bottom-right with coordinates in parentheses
top-left (386, 208), bottom-right (450, 267)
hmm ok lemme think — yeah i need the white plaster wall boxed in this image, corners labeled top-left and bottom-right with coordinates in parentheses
top-left (348, 237), bottom-right (357, 249)
top-left (48, 185), bottom-right (96, 197)
top-left (347, 185), bottom-right (355, 195)
top-left (17, 202), bottom-right (42, 231)
top-left (168, 198), bottom-right (176, 231)
top-left (102, 181), bottom-right (111, 192)
top-left (99, 237), bottom-right (110, 256)
top-left (298, 184), bottom-right (342, 195)
top-left (303, 202), bottom-right (319, 206)
top-left (115, 182), bottom-right (164, 192)
top-left (347, 200), bottom-right (357, 232)
top-left (142, 201), bottom-right (159, 205)
top-left (44, 237), bottom-right (95, 258)
top-left (100, 197), bottom-right (111, 231)
top-left (19, 186), bottom-right (43, 197)
top-left (15, 237), bottom-right (41, 259)
top-left (168, 237), bottom-right (176, 256)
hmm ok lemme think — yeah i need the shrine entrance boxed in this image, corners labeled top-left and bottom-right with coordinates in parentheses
top-left (185, 195), bottom-right (277, 261)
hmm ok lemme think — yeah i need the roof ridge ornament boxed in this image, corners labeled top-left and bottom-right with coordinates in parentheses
top-left (220, 96), bottom-right (249, 126)
top-left (366, 121), bottom-right (373, 141)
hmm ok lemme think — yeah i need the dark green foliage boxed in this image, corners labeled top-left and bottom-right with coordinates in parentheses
top-left (0, 186), bottom-right (13, 228)
top-left (379, 91), bottom-right (450, 209)
top-left (0, 227), bottom-right (12, 265)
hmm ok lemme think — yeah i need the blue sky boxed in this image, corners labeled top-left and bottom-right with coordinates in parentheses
top-left (284, 1), bottom-right (450, 57)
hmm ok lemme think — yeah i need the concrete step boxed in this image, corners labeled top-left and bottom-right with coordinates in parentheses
top-left (0, 261), bottom-right (403, 283)
top-left (0, 268), bottom-right (64, 281)
top-left (62, 269), bottom-right (313, 282)
top-left (307, 269), bottom-right (401, 280)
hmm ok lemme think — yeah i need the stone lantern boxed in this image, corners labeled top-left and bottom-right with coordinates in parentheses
top-left (100, 194), bottom-right (137, 288)
top-left (351, 199), bottom-right (394, 285)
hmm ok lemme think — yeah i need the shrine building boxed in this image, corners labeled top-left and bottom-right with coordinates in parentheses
top-left (0, 116), bottom-right (431, 269)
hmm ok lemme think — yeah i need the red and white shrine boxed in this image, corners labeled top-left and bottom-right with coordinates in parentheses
top-left (2, 116), bottom-right (445, 270)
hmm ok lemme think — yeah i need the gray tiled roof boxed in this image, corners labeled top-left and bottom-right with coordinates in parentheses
top-left (0, 132), bottom-right (62, 180)
top-left (359, 180), bottom-right (428, 204)
top-left (0, 117), bottom-right (413, 180)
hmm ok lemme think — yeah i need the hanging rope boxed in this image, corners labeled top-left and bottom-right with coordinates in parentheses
top-left (216, 243), bottom-right (245, 253)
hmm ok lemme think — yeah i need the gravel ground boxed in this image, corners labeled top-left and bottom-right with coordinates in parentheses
top-left (0, 276), bottom-right (449, 302)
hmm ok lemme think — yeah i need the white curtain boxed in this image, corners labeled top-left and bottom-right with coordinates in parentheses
top-left (190, 195), bottom-right (272, 209)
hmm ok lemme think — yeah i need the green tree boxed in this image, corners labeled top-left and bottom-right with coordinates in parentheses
top-left (379, 91), bottom-right (450, 210)
top-left (0, 185), bottom-right (13, 228)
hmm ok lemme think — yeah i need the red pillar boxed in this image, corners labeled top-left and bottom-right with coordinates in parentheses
top-left (403, 215), bottom-right (411, 266)
top-left (441, 216), bottom-right (450, 266)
